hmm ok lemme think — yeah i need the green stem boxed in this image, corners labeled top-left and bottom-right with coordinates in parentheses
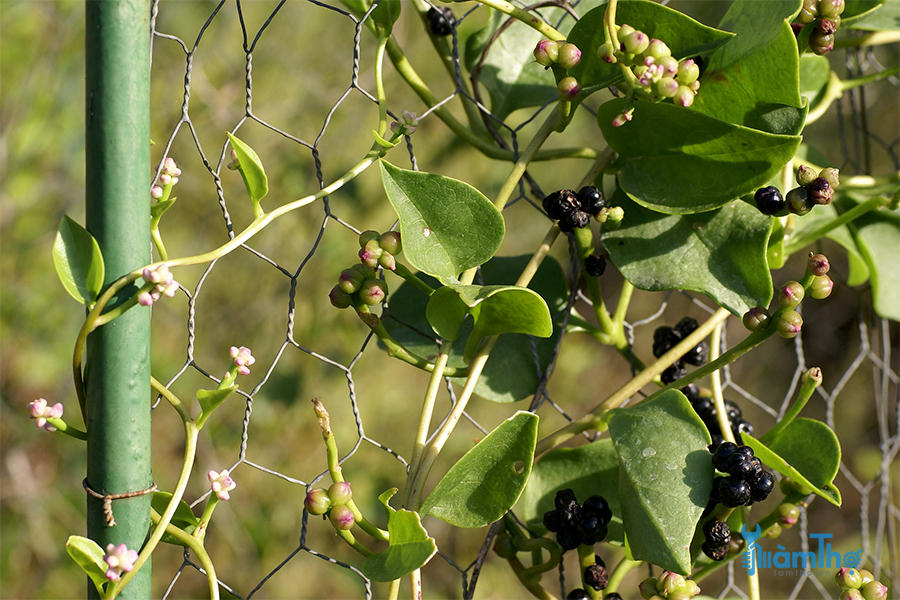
top-left (474, 0), bottom-right (565, 40)
top-left (392, 262), bottom-right (434, 296)
top-left (784, 194), bottom-right (890, 255)
top-left (386, 578), bottom-right (401, 600)
top-left (577, 545), bottom-right (601, 600)
top-left (839, 63), bottom-right (900, 91)
top-left (603, 558), bottom-right (641, 596)
top-left (709, 321), bottom-right (735, 444)
top-left (194, 495), bottom-right (219, 542)
top-left (150, 376), bottom-right (191, 422)
top-left (150, 227), bottom-right (168, 262)
top-left (760, 367), bottom-right (822, 443)
top-left (573, 226), bottom-right (615, 335)
top-left (149, 508), bottom-right (219, 600)
top-left (335, 528), bottom-right (375, 557)
top-left (834, 30), bottom-right (900, 48)
top-left (505, 556), bottom-right (554, 599)
top-left (375, 30), bottom-right (390, 137)
top-left (43, 417), bottom-right (87, 440)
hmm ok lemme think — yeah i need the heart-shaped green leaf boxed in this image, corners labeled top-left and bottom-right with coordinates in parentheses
top-left (799, 54), bottom-right (832, 109)
top-left (381, 161), bottom-right (504, 285)
top-left (151, 492), bottom-right (199, 546)
top-left (607, 390), bottom-right (714, 575)
top-left (66, 535), bottom-right (110, 593)
top-left (361, 489), bottom-right (436, 581)
top-left (741, 418), bottom-right (842, 506)
top-left (600, 189), bottom-right (773, 316)
top-left (226, 132), bottom-right (268, 214)
top-left (689, 0), bottom-right (806, 134)
top-left (53, 215), bottom-right (105, 307)
top-left (522, 438), bottom-right (624, 545)
top-left (426, 284), bottom-right (552, 360)
top-left (598, 99), bottom-right (802, 214)
top-left (848, 207), bottom-right (900, 321)
top-left (568, 0), bottom-right (734, 92)
top-left (382, 255), bottom-right (568, 403)
top-left (420, 411), bottom-right (538, 528)
top-left (845, 0), bottom-right (894, 29)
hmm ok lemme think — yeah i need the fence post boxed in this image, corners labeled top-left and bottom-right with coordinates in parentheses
top-left (84, 1), bottom-right (152, 598)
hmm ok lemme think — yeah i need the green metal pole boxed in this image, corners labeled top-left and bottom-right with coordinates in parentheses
top-left (85, 1), bottom-right (152, 598)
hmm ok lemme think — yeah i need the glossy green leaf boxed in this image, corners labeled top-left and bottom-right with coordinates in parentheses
top-left (845, 0), bottom-right (894, 29)
top-left (598, 99), bottom-right (802, 213)
top-left (370, 0), bottom-right (401, 34)
top-left (607, 390), bottom-right (714, 575)
top-left (426, 284), bottom-right (552, 360)
top-left (742, 418), bottom-right (842, 506)
top-left (767, 217), bottom-right (787, 269)
top-left (601, 189), bottom-right (773, 316)
top-left (380, 161), bottom-right (504, 285)
top-left (361, 489), bottom-right (436, 581)
top-left (151, 492), bottom-right (199, 546)
top-left (799, 54), bottom-right (832, 108)
top-left (382, 255), bottom-right (568, 403)
top-left (65, 535), bottom-right (110, 593)
top-left (53, 215), bottom-right (105, 307)
top-left (197, 385), bottom-right (237, 416)
top-left (568, 0), bottom-right (734, 92)
top-left (689, 0), bottom-right (806, 134)
top-left (522, 439), bottom-right (624, 545)
top-left (421, 412), bottom-right (538, 528)
top-left (226, 132), bottom-right (268, 209)
top-left (849, 207), bottom-right (900, 321)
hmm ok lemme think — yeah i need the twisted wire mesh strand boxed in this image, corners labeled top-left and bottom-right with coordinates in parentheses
top-left (148, 1), bottom-right (898, 597)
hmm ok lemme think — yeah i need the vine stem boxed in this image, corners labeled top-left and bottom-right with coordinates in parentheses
top-left (709, 320), bottom-right (735, 445)
top-left (783, 194), bottom-right (891, 255)
top-left (374, 29), bottom-right (390, 137)
top-left (759, 367), bottom-right (822, 444)
top-left (603, 558), bottom-right (641, 596)
top-left (149, 508), bottom-right (219, 600)
top-left (474, 0), bottom-right (565, 40)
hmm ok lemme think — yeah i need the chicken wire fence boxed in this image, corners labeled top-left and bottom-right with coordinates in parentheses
top-left (140, 0), bottom-right (899, 598)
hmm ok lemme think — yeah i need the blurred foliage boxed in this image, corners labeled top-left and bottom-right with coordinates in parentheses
top-left (1, 1), bottom-right (897, 599)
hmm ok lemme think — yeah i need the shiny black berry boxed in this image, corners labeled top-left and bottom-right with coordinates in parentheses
top-left (653, 326), bottom-right (681, 358)
top-left (755, 186), bottom-right (785, 215)
top-left (702, 541), bottom-right (729, 561)
top-left (724, 400), bottom-right (742, 422)
top-left (578, 513), bottom-right (608, 545)
top-left (557, 528), bottom-right (582, 551)
top-left (711, 441), bottom-right (739, 472)
top-left (733, 418), bottom-right (754, 440)
top-left (577, 185), bottom-right (605, 214)
top-left (584, 562), bottom-right (609, 591)
top-left (585, 254), bottom-right (606, 277)
top-left (582, 495), bottom-right (613, 524)
top-left (682, 340), bottom-right (709, 366)
top-left (682, 383), bottom-right (701, 403)
top-left (566, 589), bottom-right (589, 600)
top-left (426, 6), bottom-right (455, 36)
top-left (543, 509), bottom-right (562, 532)
top-left (662, 364), bottom-right (687, 385)
top-left (807, 177), bottom-right (834, 205)
top-left (543, 190), bottom-right (580, 221)
top-left (604, 594), bottom-right (623, 600)
top-left (555, 488), bottom-right (578, 512)
top-left (703, 518), bottom-right (731, 547)
top-left (749, 470), bottom-right (775, 503)
top-left (675, 317), bottom-right (699, 337)
top-left (713, 476), bottom-right (752, 507)
top-left (560, 210), bottom-right (590, 231)
top-left (721, 446), bottom-right (755, 478)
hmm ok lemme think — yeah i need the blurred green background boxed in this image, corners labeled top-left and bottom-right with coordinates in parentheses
top-left (1, 1), bottom-right (897, 598)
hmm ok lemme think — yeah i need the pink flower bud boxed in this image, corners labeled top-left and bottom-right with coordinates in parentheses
top-left (103, 543), bottom-right (139, 581)
top-left (27, 398), bottom-right (64, 431)
top-left (208, 469), bottom-right (236, 501)
top-left (151, 185), bottom-right (163, 199)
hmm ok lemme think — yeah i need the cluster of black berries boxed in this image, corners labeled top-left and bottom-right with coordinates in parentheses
top-left (702, 518), bottom-right (732, 561)
top-left (794, 0), bottom-right (845, 55)
top-left (709, 442), bottom-right (775, 508)
top-left (426, 6), bottom-right (455, 37)
top-left (543, 489), bottom-right (612, 551)
top-left (691, 396), bottom-right (754, 447)
top-left (653, 317), bottom-right (709, 384)
top-left (542, 186), bottom-right (605, 232)
top-left (754, 165), bottom-right (840, 217)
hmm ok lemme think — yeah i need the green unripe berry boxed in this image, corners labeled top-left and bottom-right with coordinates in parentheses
top-left (557, 76), bottom-right (581, 100)
top-left (766, 522), bottom-right (783, 538)
top-left (644, 38), bottom-right (671, 61)
top-left (639, 577), bottom-right (659, 599)
top-left (378, 252), bottom-right (396, 271)
top-left (533, 40), bottom-right (559, 67)
top-left (858, 570), bottom-right (875, 585)
top-left (819, 167), bottom-right (840, 189)
top-left (657, 77), bottom-right (679, 98)
top-left (786, 187), bottom-right (814, 215)
top-left (305, 488), bottom-right (333, 515)
top-left (807, 177), bottom-right (834, 205)
top-left (622, 30), bottom-right (650, 55)
top-left (810, 30), bottom-right (835, 55)
top-left (798, 0), bottom-right (818, 23)
top-left (598, 41), bottom-right (617, 63)
top-left (674, 85), bottom-right (695, 107)
top-left (379, 231), bottom-right (402, 255)
top-left (809, 274), bottom-right (834, 299)
top-left (677, 59), bottom-right (700, 84)
top-left (779, 280), bottom-right (805, 308)
top-left (778, 502), bottom-right (801, 526)
top-left (656, 571), bottom-right (686, 596)
top-left (657, 55), bottom-right (679, 77)
top-left (359, 230), bottom-right (380, 248)
top-left (617, 24), bottom-right (636, 38)
top-left (819, 0), bottom-right (845, 19)
top-left (359, 238), bottom-right (384, 268)
top-left (779, 477), bottom-right (813, 496)
top-left (860, 581), bottom-right (888, 600)
top-left (327, 481), bottom-right (353, 505)
top-left (358, 279), bottom-right (388, 305)
top-left (777, 310), bottom-right (803, 338)
top-left (329, 504), bottom-right (355, 530)
top-left (840, 589), bottom-right (865, 600)
top-left (329, 285), bottom-right (353, 309)
top-left (338, 268), bottom-right (366, 294)
top-left (557, 42), bottom-right (582, 69)
top-left (742, 306), bottom-right (771, 331)
top-left (797, 164), bottom-right (817, 187)
top-left (808, 253), bottom-right (831, 276)
top-left (835, 568), bottom-right (864, 590)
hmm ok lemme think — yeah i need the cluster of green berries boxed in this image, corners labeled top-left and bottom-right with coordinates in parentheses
top-left (329, 230), bottom-right (401, 309)
top-left (742, 253), bottom-right (834, 339)
top-left (754, 165), bottom-right (840, 217)
top-left (598, 25), bottom-right (701, 115)
top-left (565, 556), bottom-right (609, 598)
top-left (542, 185), bottom-right (605, 232)
top-left (533, 39), bottom-right (583, 100)
top-left (701, 518), bottom-right (733, 561)
top-left (692, 395), bottom-right (754, 447)
top-left (426, 6), bottom-right (455, 37)
top-left (708, 442), bottom-right (775, 509)
top-left (834, 567), bottom-right (890, 600)
top-left (639, 571), bottom-right (701, 600)
top-left (795, 0), bottom-right (846, 55)
top-left (542, 489), bottom-right (613, 551)
top-left (304, 482), bottom-right (356, 530)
